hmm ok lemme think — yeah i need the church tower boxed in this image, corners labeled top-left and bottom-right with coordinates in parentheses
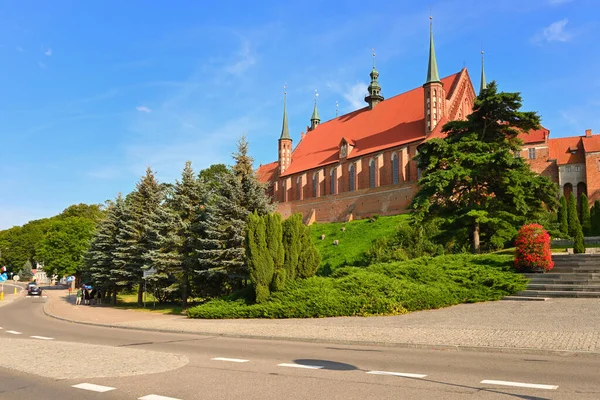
top-left (309, 90), bottom-right (320, 131)
top-left (278, 86), bottom-right (292, 174)
top-left (423, 16), bottom-right (445, 135)
top-left (364, 49), bottom-right (384, 110)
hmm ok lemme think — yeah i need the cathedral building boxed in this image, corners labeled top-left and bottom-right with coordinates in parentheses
top-left (257, 21), bottom-right (599, 223)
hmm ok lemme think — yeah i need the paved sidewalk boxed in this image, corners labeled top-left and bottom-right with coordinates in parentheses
top-left (41, 288), bottom-right (600, 356)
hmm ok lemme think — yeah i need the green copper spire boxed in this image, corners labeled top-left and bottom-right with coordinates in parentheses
top-left (279, 86), bottom-right (291, 140)
top-left (479, 51), bottom-right (487, 95)
top-left (425, 17), bottom-right (441, 84)
top-left (310, 89), bottom-right (320, 130)
top-left (365, 49), bottom-right (384, 109)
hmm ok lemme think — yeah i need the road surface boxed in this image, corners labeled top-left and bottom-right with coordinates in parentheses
top-left (1, 293), bottom-right (600, 399)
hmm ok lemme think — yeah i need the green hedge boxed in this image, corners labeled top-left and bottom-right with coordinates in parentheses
top-left (187, 254), bottom-right (527, 319)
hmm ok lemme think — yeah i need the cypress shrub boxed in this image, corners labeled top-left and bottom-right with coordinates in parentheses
top-left (574, 225), bottom-right (586, 254)
top-left (266, 213), bottom-right (286, 292)
top-left (558, 196), bottom-right (569, 237)
top-left (297, 225), bottom-right (321, 278)
top-left (567, 192), bottom-right (579, 237)
top-left (246, 212), bottom-right (273, 303)
top-left (580, 193), bottom-right (592, 235)
top-left (593, 200), bottom-right (600, 235)
top-left (282, 213), bottom-right (303, 281)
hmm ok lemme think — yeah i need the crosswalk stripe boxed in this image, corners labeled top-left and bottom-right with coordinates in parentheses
top-left (139, 395), bottom-right (183, 400)
top-left (30, 336), bottom-right (54, 340)
top-left (72, 383), bottom-right (116, 392)
top-left (6, 330), bottom-right (22, 335)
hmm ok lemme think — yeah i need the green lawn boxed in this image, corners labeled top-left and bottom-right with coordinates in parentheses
top-left (310, 214), bottom-right (410, 274)
top-left (187, 253), bottom-right (527, 319)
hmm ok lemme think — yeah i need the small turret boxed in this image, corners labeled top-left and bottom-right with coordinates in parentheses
top-left (480, 50), bottom-right (487, 95)
top-left (310, 90), bottom-right (320, 130)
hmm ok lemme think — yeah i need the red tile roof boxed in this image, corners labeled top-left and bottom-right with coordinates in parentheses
top-left (519, 127), bottom-right (548, 144)
top-left (582, 134), bottom-right (600, 153)
top-left (256, 161), bottom-right (279, 184)
top-left (279, 71), bottom-right (463, 177)
top-left (549, 136), bottom-right (584, 165)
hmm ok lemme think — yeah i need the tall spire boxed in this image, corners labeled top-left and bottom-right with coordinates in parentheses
top-left (365, 48), bottom-right (384, 109)
top-left (310, 89), bottom-right (320, 130)
top-left (279, 85), bottom-right (291, 140)
top-left (479, 50), bottom-right (487, 95)
top-left (425, 15), bottom-right (441, 84)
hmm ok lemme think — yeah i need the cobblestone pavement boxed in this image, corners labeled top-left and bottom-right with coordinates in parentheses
top-left (41, 289), bottom-right (600, 355)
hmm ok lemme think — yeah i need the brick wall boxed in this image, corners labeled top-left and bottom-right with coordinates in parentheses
top-left (585, 152), bottom-right (600, 204)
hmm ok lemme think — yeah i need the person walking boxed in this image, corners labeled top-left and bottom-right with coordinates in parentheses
top-left (75, 287), bottom-right (82, 305)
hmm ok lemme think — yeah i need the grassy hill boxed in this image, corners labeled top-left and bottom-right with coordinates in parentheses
top-left (309, 214), bottom-right (410, 274)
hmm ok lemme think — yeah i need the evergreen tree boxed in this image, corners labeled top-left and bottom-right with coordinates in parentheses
top-left (411, 81), bottom-right (558, 252)
top-left (282, 213), bottom-right (303, 282)
top-left (296, 225), bottom-right (321, 279)
top-left (574, 224), bottom-right (585, 253)
top-left (265, 213), bottom-right (285, 291)
top-left (113, 168), bottom-right (164, 306)
top-left (580, 193), bottom-right (592, 235)
top-left (567, 192), bottom-right (579, 237)
top-left (593, 200), bottom-right (600, 235)
top-left (245, 212), bottom-right (273, 303)
top-left (196, 138), bottom-right (274, 285)
top-left (558, 196), bottom-right (569, 237)
top-left (19, 259), bottom-right (34, 281)
top-left (154, 161), bottom-right (208, 306)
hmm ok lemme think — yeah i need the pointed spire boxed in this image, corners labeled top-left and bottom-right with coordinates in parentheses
top-left (479, 50), bottom-right (487, 95)
top-left (425, 15), bottom-right (441, 84)
top-left (310, 90), bottom-right (320, 130)
top-left (279, 84), bottom-right (291, 140)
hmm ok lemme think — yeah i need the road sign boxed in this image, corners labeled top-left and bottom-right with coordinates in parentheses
top-left (143, 268), bottom-right (156, 278)
top-left (66, 276), bottom-right (75, 283)
top-left (13, 275), bottom-right (20, 281)
top-left (0, 273), bottom-right (7, 282)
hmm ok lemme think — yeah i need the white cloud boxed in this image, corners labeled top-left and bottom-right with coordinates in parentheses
top-left (136, 105), bottom-right (152, 113)
top-left (224, 39), bottom-right (256, 76)
top-left (343, 83), bottom-right (368, 110)
top-left (532, 19), bottom-right (574, 43)
top-left (44, 48), bottom-right (52, 56)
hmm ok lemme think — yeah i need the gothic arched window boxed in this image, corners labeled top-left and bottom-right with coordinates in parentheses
top-left (349, 164), bottom-right (356, 192)
top-left (369, 159), bottom-right (376, 188)
top-left (313, 172), bottom-right (318, 198)
top-left (392, 153), bottom-right (399, 185)
top-left (330, 168), bottom-right (337, 195)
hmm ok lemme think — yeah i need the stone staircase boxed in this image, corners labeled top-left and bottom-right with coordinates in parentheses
top-left (511, 254), bottom-right (600, 299)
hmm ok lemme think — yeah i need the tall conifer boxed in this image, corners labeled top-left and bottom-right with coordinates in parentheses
top-left (567, 192), bottom-right (580, 237)
top-left (580, 193), bottom-right (592, 235)
top-left (558, 195), bottom-right (569, 237)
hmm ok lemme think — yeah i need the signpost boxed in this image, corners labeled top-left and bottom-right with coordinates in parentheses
top-left (142, 268), bottom-right (156, 308)
top-left (0, 273), bottom-right (7, 301)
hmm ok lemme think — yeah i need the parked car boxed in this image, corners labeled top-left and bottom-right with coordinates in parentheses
top-left (27, 285), bottom-right (42, 296)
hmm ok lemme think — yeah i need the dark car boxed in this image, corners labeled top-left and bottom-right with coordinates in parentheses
top-left (27, 285), bottom-right (42, 296)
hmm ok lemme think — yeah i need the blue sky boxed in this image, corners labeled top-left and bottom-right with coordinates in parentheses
top-left (0, 0), bottom-right (598, 229)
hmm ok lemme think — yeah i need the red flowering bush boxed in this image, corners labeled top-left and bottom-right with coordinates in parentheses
top-left (514, 223), bottom-right (553, 272)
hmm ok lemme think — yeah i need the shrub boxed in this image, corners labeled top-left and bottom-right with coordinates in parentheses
top-left (558, 196), bottom-right (569, 237)
top-left (574, 225), bottom-right (585, 254)
top-left (567, 193), bottom-right (579, 237)
top-left (514, 223), bottom-right (553, 272)
top-left (580, 193), bottom-right (592, 235)
top-left (245, 212), bottom-right (273, 303)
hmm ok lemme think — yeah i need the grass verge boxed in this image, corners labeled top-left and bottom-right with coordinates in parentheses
top-left (187, 253), bottom-right (527, 319)
top-left (310, 214), bottom-right (410, 273)
top-left (114, 293), bottom-right (185, 315)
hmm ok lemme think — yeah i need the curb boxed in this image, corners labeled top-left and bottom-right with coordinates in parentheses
top-left (41, 295), bottom-right (600, 359)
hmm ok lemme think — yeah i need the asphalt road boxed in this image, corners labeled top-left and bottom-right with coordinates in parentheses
top-left (1, 294), bottom-right (600, 399)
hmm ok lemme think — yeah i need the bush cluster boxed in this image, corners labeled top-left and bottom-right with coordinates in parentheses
top-left (514, 223), bottom-right (553, 272)
top-left (187, 254), bottom-right (527, 319)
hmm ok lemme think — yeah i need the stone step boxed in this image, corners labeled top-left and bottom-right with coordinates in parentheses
top-left (527, 279), bottom-right (598, 285)
top-left (550, 268), bottom-right (600, 274)
top-left (527, 283), bottom-right (600, 291)
top-left (524, 272), bottom-right (600, 279)
top-left (516, 290), bottom-right (600, 298)
top-left (501, 296), bottom-right (550, 301)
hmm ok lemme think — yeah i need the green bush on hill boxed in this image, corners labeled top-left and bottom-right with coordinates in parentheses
top-left (186, 253), bottom-right (527, 319)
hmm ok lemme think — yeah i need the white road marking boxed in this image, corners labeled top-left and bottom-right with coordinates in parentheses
top-left (30, 336), bottom-right (54, 340)
top-left (367, 370), bottom-right (427, 378)
top-left (481, 380), bottom-right (558, 390)
top-left (72, 383), bottom-right (116, 393)
top-left (211, 357), bottom-right (249, 363)
top-left (5, 330), bottom-right (22, 335)
top-left (139, 395), bottom-right (182, 400)
top-left (277, 363), bottom-right (324, 369)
